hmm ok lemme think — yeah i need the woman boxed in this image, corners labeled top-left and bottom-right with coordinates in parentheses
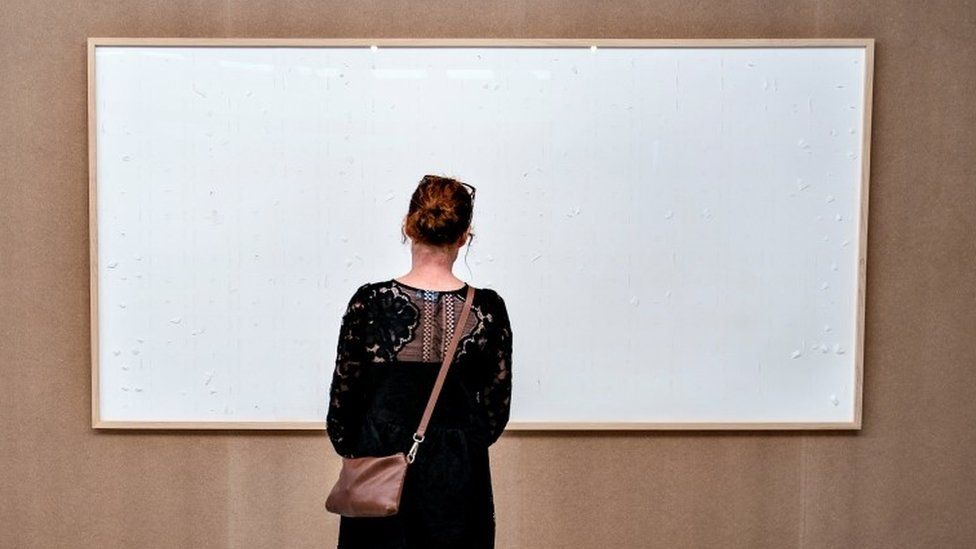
top-left (326, 174), bottom-right (513, 548)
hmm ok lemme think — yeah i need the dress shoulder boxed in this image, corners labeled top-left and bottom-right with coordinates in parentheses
top-left (476, 286), bottom-right (507, 314)
top-left (347, 281), bottom-right (376, 303)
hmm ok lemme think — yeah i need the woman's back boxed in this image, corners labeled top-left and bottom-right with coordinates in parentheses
top-left (327, 278), bottom-right (512, 548)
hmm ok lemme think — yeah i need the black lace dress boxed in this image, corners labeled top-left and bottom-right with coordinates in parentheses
top-left (326, 278), bottom-right (513, 549)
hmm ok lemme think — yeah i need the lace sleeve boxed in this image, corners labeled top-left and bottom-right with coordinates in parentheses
top-left (481, 292), bottom-right (512, 447)
top-left (326, 283), bottom-right (371, 458)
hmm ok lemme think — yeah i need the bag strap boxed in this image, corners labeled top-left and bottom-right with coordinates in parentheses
top-left (406, 284), bottom-right (475, 464)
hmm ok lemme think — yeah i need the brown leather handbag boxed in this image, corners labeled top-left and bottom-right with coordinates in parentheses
top-left (325, 284), bottom-right (476, 517)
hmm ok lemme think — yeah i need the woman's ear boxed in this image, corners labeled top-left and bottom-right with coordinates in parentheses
top-left (400, 218), bottom-right (410, 243)
top-left (458, 227), bottom-right (472, 247)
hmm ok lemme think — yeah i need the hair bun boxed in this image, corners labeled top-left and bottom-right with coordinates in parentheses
top-left (403, 175), bottom-right (474, 247)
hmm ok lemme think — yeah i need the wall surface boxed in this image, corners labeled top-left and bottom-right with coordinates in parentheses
top-left (1, 1), bottom-right (974, 548)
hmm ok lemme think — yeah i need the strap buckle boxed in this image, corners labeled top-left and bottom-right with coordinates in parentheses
top-left (406, 432), bottom-right (424, 463)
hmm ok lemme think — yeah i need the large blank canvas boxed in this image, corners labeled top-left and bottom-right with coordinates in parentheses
top-left (89, 39), bottom-right (871, 429)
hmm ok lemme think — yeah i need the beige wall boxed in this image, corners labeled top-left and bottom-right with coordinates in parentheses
top-left (2, 1), bottom-right (975, 547)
